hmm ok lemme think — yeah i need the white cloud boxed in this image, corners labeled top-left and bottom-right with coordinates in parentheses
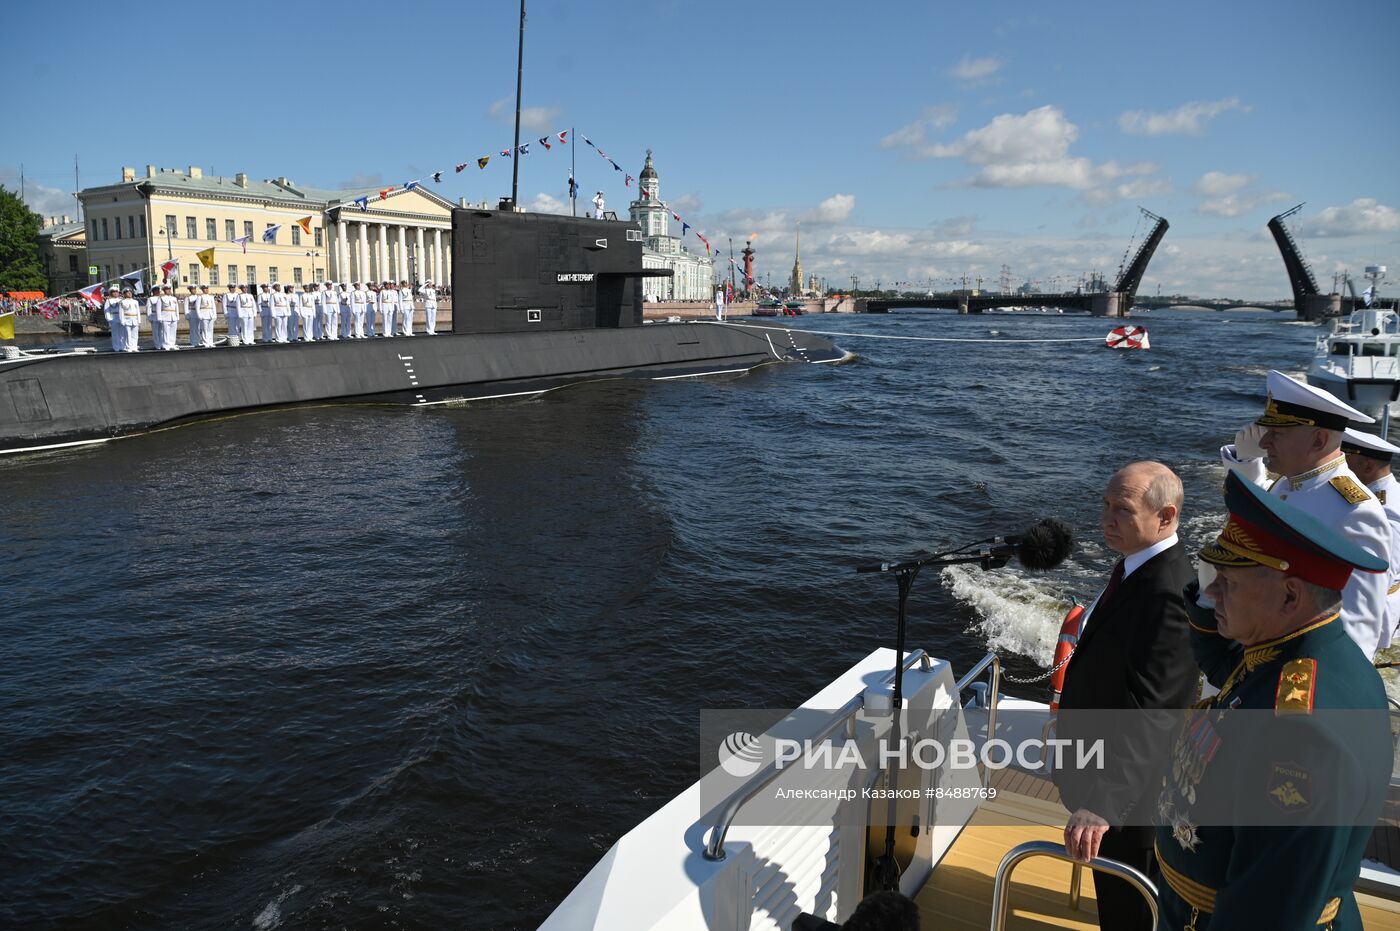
top-left (1118, 97), bottom-right (1249, 136)
top-left (488, 97), bottom-right (562, 132)
top-left (808, 194), bottom-right (855, 224)
top-left (1081, 176), bottom-right (1175, 206)
top-left (1195, 191), bottom-right (1291, 218)
top-left (0, 167), bottom-right (76, 218)
top-left (950, 55), bottom-right (1003, 84)
top-left (525, 192), bottom-right (567, 214)
top-left (1296, 198), bottom-right (1400, 238)
top-left (918, 106), bottom-right (1163, 200)
top-left (1192, 171), bottom-right (1252, 197)
top-left (880, 105), bottom-right (958, 149)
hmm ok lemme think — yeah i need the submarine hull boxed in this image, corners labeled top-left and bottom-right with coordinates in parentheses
top-left (0, 322), bottom-right (842, 455)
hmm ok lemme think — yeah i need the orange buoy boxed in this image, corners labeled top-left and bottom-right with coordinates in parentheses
top-left (1105, 325), bottom-right (1150, 349)
top-left (1049, 600), bottom-right (1085, 712)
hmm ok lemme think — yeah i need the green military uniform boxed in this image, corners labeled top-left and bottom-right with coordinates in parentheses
top-left (1155, 471), bottom-right (1391, 930)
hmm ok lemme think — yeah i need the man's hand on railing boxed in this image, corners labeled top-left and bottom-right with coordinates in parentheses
top-left (1063, 808), bottom-right (1109, 862)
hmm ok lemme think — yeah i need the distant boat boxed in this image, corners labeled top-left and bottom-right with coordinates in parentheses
top-left (753, 298), bottom-right (782, 317)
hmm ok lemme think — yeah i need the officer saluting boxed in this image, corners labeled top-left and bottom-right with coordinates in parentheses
top-left (1220, 370), bottom-right (1392, 657)
top-left (1166, 471), bottom-right (1391, 931)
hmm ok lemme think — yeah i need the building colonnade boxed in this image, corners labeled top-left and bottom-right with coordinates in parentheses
top-left (327, 219), bottom-right (450, 286)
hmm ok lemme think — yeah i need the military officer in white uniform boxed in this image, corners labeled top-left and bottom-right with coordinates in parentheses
top-left (364, 284), bottom-right (378, 337)
top-left (419, 279), bottom-right (438, 335)
top-left (144, 289), bottom-right (163, 347)
top-left (377, 281), bottom-right (399, 338)
top-left (269, 284), bottom-right (291, 342)
top-left (151, 284), bottom-right (180, 349)
top-left (337, 282), bottom-right (353, 339)
top-left (195, 285), bottom-right (218, 347)
top-left (104, 290), bottom-right (126, 351)
top-left (234, 285), bottom-right (257, 345)
top-left (117, 287), bottom-right (142, 351)
top-left (297, 285), bottom-right (318, 341)
top-left (315, 281), bottom-right (337, 340)
top-left (1342, 426), bottom-right (1400, 650)
top-left (349, 282), bottom-right (369, 338)
top-left (397, 280), bottom-right (415, 336)
top-left (184, 287), bottom-right (200, 347)
top-left (1220, 369), bottom-right (1392, 658)
top-left (221, 285), bottom-right (240, 345)
top-left (258, 284), bottom-right (273, 343)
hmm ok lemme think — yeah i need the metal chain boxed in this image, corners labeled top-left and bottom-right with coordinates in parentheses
top-left (1002, 650), bottom-right (1074, 685)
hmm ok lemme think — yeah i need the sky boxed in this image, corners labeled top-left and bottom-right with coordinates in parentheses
top-left (6, 0), bottom-right (1398, 298)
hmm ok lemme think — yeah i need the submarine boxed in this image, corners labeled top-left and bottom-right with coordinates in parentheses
top-left (0, 209), bottom-right (845, 456)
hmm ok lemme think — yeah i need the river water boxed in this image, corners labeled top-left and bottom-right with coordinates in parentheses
top-left (0, 309), bottom-right (1330, 928)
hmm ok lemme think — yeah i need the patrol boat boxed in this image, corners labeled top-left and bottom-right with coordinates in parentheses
top-left (1308, 266), bottom-right (1399, 422)
top-left (0, 210), bottom-right (844, 456)
top-left (543, 649), bottom-right (1400, 929)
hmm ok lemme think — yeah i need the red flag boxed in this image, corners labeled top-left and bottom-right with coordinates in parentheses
top-left (539, 136), bottom-right (552, 150)
top-left (160, 260), bottom-right (177, 280)
top-left (558, 131), bottom-right (568, 144)
top-left (624, 174), bottom-right (633, 187)
top-left (79, 284), bottom-right (103, 307)
top-left (379, 188), bottom-right (392, 200)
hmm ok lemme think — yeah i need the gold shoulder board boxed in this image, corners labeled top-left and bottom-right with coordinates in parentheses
top-left (1378, 489), bottom-right (1388, 505)
top-left (1329, 476), bottom-right (1371, 505)
top-left (1276, 658), bottom-right (1316, 715)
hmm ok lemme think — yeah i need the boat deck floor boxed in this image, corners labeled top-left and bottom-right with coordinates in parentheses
top-left (914, 768), bottom-right (1400, 930)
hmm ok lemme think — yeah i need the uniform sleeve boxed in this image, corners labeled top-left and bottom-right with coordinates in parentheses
top-left (1337, 502), bottom-right (1391, 660)
top-left (1220, 445), bottom-right (1269, 486)
top-left (1183, 580), bottom-right (1243, 688)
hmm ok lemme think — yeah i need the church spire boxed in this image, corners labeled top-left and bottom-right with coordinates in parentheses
top-left (789, 222), bottom-right (804, 294)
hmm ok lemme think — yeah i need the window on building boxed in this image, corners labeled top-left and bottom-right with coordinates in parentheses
top-left (291, 226), bottom-right (301, 246)
top-left (101, 218), bottom-right (109, 240)
top-left (128, 216), bottom-right (136, 239)
top-left (314, 228), bottom-right (323, 247)
top-left (206, 218), bottom-right (217, 240)
top-left (139, 215), bottom-right (146, 238)
top-left (268, 267), bottom-right (279, 283)
top-left (225, 220), bottom-right (235, 240)
top-left (264, 224), bottom-right (277, 244)
top-left (104, 265), bottom-right (112, 280)
top-left (210, 265), bottom-right (220, 286)
top-left (293, 267), bottom-right (303, 284)
top-left (228, 265), bottom-right (238, 284)
top-left (244, 221), bottom-right (253, 239)
top-left (113, 216), bottom-right (122, 240)
top-left (188, 264), bottom-right (200, 286)
top-left (186, 217), bottom-right (197, 239)
top-left (118, 264), bottom-right (125, 275)
top-left (314, 267), bottom-right (323, 281)
top-left (68, 255), bottom-right (78, 272)
top-left (246, 265), bottom-right (256, 285)
top-left (166, 215), bottom-right (177, 237)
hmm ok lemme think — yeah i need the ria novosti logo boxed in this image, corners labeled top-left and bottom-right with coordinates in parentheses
top-left (717, 732), bottom-right (764, 778)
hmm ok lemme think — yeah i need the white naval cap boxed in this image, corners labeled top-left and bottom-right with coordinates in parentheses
top-left (1256, 369), bottom-right (1375, 430)
top-left (1342, 426), bottom-right (1400, 461)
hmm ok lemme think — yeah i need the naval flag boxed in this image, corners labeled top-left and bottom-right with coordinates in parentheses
top-left (353, 196), bottom-right (370, 211)
top-left (262, 224), bottom-right (282, 243)
top-left (233, 235), bottom-right (252, 254)
top-left (0, 312), bottom-right (12, 342)
top-left (78, 284), bottom-right (104, 307)
top-left (1364, 285), bottom-right (1375, 307)
top-left (160, 260), bottom-right (177, 280)
top-left (538, 136), bottom-right (552, 150)
top-left (431, 171), bottom-right (443, 183)
top-left (296, 216), bottom-right (313, 235)
top-left (558, 131), bottom-right (568, 144)
top-left (196, 247), bottom-right (216, 270)
top-left (119, 269), bottom-right (145, 294)
top-left (477, 157), bottom-right (490, 169)
top-left (404, 180), bottom-right (421, 191)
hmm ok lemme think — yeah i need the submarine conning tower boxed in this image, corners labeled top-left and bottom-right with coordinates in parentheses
top-left (450, 209), bottom-right (670, 334)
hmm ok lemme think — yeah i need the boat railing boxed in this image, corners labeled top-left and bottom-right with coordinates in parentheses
top-left (701, 648), bottom-right (935, 862)
top-left (990, 841), bottom-right (1159, 930)
top-left (958, 653), bottom-right (1002, 788)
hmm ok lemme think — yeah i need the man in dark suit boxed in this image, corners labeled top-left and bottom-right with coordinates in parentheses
top-left (1053, 461), bottom-right (1197, 930)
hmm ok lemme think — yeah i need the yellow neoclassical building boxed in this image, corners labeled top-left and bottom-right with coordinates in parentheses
top-left (79, 165), bottom-right (464, 294)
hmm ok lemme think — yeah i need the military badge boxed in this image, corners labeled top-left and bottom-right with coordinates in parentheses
top-left (1267, 762), bottom-right (1312, 811)
top-left (1275, 659), bottom-right (1316, 715)
top-left (1170, 812), bottom-right (1201, 852)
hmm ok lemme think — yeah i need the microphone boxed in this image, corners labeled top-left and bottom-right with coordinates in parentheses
top-left (986, 518), bottom-right (1075, 570)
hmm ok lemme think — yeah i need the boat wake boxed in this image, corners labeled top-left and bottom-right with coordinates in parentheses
top-left (941, 565), bottom-right (1068, 666)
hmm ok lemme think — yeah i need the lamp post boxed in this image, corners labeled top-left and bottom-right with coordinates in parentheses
top-left (305, 250), bottom-right (322, 284)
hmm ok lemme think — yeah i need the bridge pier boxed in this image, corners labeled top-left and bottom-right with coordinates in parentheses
top-left (1089, 292), bottom-right (1126, 317)
top-left (1297, 293), bottom-right (1342, 322)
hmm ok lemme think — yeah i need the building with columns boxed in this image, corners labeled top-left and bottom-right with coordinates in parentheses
top-left (628, 151), bottom-right (714, 301)
top-left (78, 165), bottom-right (456, 294)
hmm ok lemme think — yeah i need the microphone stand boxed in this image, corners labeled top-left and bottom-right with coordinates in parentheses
top-left (855, 544), bottom-right (1011, 892)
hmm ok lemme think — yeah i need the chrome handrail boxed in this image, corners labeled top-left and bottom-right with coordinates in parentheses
top-left (702, 649), bottom-right (933, 861)
top-left (956, 652), bottom-right (1001, 787)
top-left (989, 841), bottom-right (1158, 930)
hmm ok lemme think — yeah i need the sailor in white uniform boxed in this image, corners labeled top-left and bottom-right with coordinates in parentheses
top-left (337, 282), bottom-right (353, 339)
top-left (144, 290), bottom-right (163, 348)
top-left (184, 288), bottom-right (200, 346)
top-left (195, 285), bottom-right (218, 347)
top-left (258, 284), bottom-right (273, 343)
top-left (117, 287), bottom-right (142, 351)
top-left (378, 281), bottom-right (399, 338)
top-left (316, 281), bottom-right (338, 341)
top-left (151, 284), bottom-right (180, 349)
top-left (398, 280), bottom-right (415, 336)
top-left (1342, 426), bottom-right (1400, 650)
top-left (418, 279), bottom-right (438, 335)
top-left (235, 285), bottom-right (257, 345)
top-left (364, 284), bottom-right (379, 338)
top-left (349, 282), bottom-right (369, 338)
top-left (222, 285), bottom-right (241, 346)
top-left (1221, 369), bottom-right (1392, 658)
top-left (104, 291), bottom-right (126, 351)
top-left (270, 284), bottom-right (292, 343)
top-left (593, 191), bottom-right (605, 219)
top-left (298, 285), bottom-right (318, 341)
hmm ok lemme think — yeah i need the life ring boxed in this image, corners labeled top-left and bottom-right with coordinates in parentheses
top-left (1105, 325), bottom-right (1149, 350)
top-left (1049, 600), bottom-right (1085, 712)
